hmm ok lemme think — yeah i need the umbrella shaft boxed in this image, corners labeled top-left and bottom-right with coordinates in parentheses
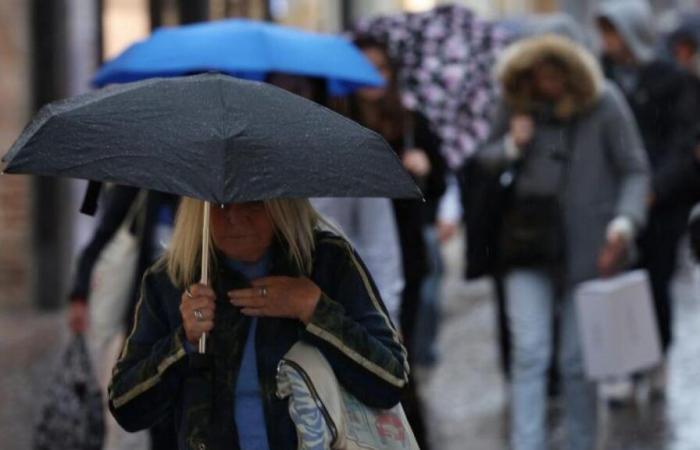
top-left (198, 201), bottom-right (211, 354)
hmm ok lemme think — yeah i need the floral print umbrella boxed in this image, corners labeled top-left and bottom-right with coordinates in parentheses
top-left (354, 4), bottom-right (511, 169)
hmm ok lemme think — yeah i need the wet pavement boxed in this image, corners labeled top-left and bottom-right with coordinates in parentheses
top-left (419, 234), bottom-right (700, 450)
top-left (1, 234), bottom-right (699, 449)
top-left (0, 311), bottom-right (67, 450)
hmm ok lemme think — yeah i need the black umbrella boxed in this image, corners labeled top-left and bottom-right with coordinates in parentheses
top-left (3, 73), bottom-right (420, 202)
top-left (2, 73), bottom-right (420, 352)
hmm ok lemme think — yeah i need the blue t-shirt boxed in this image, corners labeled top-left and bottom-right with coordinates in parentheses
top-left (224, 255), bottom-right (271, 450)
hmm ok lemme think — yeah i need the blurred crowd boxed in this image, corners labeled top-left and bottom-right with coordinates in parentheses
top-left (62, 1), bottom-right (700, 450)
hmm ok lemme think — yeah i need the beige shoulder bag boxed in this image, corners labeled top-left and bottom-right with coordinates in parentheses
top-left (277, 341), bottom-right (419, 450)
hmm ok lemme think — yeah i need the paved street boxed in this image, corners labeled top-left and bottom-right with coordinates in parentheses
top-left (420, 234), bottom-right (700, 450)
top-left (0, 310), bottom-right (67, 450)
top-left (1, 233), bottom-right (699, 449)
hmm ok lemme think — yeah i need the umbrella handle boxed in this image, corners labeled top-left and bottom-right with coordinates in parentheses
top-left (198, 201), bottom-right (211, 354)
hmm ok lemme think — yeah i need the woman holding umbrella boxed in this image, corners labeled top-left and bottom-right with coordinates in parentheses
top-left (3, 73), bottom-right (420, 450)
top-left (350, 36), bottom-right (447, 450)
top-left (107, 197), bottom-right (408, 449)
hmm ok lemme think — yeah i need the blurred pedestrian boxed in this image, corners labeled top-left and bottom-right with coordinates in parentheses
top-left (477, 34), bottom-right (650, 450)
top-left (311, 196), bottom-right (405, 324)
top-left (667, 13), bottom-right (700, 77)
top-left (414, 174), bottom-right (462, 368)
top-left (351, 36), bottom-right (447, 360)
top-left (351, 36), bottom-right (448, 449)
top-left (460, 11), bottom-right (591, 383)
top-left (68, 185), bottom-right (178, 450)
top-left (266, 72), bottom-right (404, 324)
top-left (597, 0), bottom-right (700, 398)
top-left (264, 72), bottom-right (406, 326)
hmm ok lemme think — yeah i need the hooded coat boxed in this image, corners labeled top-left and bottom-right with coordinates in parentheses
top-left (598, 0), bottom-right (700, 207)
top-left (460, 14), bottom-right (592, 281)
top-left (599, 1), bottom-right (700, 352)
top-left (477, 35), bottom-right (650, 285)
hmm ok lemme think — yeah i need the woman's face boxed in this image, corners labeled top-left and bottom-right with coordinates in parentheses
top-left (533, 63), bottom-right (566, 101)
top-left (210, 202), bottom-right (275, 262)
top-left (357, 46), bottom-right (392, 102)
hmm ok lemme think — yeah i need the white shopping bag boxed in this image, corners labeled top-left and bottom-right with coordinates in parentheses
top-left (574, 270), bottom-right (661, 380)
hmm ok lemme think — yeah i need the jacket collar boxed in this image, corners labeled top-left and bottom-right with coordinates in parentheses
top-left (211, 235), bottom-right (302, 297)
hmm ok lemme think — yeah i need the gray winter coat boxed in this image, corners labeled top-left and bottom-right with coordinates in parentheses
top-left (478, 35), bottom-right (650, 285)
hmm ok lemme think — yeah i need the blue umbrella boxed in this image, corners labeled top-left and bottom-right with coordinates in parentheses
top-left (93, 19), bottom-right (384, 95)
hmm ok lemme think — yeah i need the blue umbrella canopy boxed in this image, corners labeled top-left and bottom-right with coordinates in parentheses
top-left (93, 19), bottom-right (384, 96)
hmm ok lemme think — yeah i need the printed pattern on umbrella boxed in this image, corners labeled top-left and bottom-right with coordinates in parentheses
top-left (354, 4), bottom-right (512, 169)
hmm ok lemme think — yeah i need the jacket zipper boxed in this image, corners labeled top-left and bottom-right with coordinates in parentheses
top-left (277, 358), bottom-right (339, 447)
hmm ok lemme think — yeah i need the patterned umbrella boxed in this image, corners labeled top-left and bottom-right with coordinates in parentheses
top-left (354, 4), bottom-right (511, 169)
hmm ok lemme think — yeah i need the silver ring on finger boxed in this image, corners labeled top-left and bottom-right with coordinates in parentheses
top-left (259, 286), bottom-right (268, 297)
top-left (193, 309), bottom-right (204, 322)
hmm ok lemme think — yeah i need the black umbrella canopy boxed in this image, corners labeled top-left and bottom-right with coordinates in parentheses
top-left (2, 73), bottom-right (421, 203)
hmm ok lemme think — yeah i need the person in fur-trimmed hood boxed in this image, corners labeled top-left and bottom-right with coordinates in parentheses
top-left (477, 34), bottom-right (650, 450)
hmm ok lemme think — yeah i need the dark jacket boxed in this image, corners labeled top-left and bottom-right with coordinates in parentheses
top-left (388, 112), bottom-right (446, 283)
top-left (459, 157), bottom-right (506, 279)
top-left (108, 231), bottom-right (408, 450)
top-left (602, 57), bottom-right (700, 208)
top-left (598, 0), bottom-right (700, 210)
top-left (386, 111), bottom-right (445, 349)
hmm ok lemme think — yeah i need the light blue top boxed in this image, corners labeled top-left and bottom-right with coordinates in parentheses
top-left (225, 254), bottom-right (270, 450)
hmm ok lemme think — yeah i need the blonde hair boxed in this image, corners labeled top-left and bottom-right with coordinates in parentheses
top-left (165, 198), bottom-right (334, 288)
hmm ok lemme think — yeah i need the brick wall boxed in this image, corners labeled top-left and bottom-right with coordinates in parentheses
top-left (0, 0), bottom-right (31, 310)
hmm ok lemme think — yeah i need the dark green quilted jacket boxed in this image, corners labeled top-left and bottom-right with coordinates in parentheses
top-left (108, 231), bottom-right (408, 450)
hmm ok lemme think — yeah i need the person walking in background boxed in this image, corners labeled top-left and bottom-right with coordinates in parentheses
top-left (414, 173), bottom-right (462, 368)
top-left (265, 72), bottom-right (406, 326)
top-left (68, 185), bottom-right (179, 450)
top-left (351, 36), bottom-right (448, 450)
top-left (597, 0), bottom-right (700, 399)
top-left (667, 13), bottom-right (700, 78)
top-left (461, 11), bottom-right (594, 383)
top-left (477, 34), bottom-right (650, 450)
top-left (310, 196), bottom-right (405, 325)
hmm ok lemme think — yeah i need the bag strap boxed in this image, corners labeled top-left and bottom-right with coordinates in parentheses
top-left (402, 111), bottom-right (416, 150)
top-left (121, 190), bottom-right (148, 235)
top-left (554, 121), bottom-right (578, 287)
top-left (555, 119), bottom-right (579, 201)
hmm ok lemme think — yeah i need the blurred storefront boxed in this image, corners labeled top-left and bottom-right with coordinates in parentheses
top-left (0, 0), bottom-right (31, 310)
